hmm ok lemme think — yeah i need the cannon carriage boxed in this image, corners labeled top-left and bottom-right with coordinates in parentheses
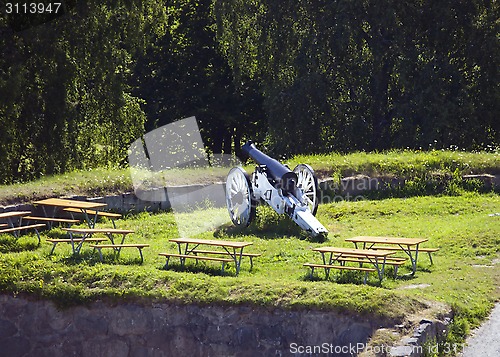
top-left (225, 141), bottom-right (328, 238)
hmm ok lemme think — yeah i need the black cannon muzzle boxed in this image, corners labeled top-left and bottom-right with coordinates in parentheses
top-left (241, 141), bottom-right (297, 193)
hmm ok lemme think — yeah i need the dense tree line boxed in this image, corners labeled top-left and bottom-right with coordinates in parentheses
top-left (214, 0), bottom-right (499, 155)
top-left (0, 1), bottom-right (167, 183)
top-left (0, 0), bottom-right (498, 184)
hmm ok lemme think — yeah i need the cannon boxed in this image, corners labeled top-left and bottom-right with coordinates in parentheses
top-left (225, 141), bottom-right (328, 238)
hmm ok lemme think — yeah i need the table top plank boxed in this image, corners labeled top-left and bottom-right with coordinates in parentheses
top-left (313, 246), bottom-right (396, 257)
top-left (169, 237), bottom-right (253, 249)
top-left (33, 198), bottom-right (107, 210)
top-left (345, 236), bottom-right (428, 246)
top-left (0, 211), bottom-right (32, 219)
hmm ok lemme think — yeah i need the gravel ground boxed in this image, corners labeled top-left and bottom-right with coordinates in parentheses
top-left (460, 302), bottom-right (500, 357)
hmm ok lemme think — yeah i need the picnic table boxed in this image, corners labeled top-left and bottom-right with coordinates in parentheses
top-left (307, 246), bottom-right (397, 283)
top-left (161, 238), bottom-right (256, 275)
top-left (0, 211), bottom-right (45, 244)
top-left (33, 198), bottom-right (107, 228)
top-left (345, 236), bottom-right (432, 275)
top-left (54, 227), bottom-right (135, 255)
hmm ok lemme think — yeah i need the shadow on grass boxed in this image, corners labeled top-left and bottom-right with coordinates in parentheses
top-left (44, 229), bottom-right (69, 239)
top-left (300, 269), bottom-right (398, 287)
top-left (158, 261), bottom-right (235, 277)
top-left (0, 234), bottom-right (39, 253)
top-left (215, 206), bottom-right (327, 243)
top-left (55, 250), bottom-right (147, 267)
top-left (58, 251), bottom-right (100, 266)
top-left (97, 254), bottom-right (146, 266)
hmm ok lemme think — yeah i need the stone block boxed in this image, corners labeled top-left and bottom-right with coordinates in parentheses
top-left (390, 345), bottom-right (413, 357)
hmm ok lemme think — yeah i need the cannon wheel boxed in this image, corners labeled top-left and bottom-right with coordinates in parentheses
top-left (293, 164), bottom-right (319, 216)
top-left (225, 167), bottom-right (256, 227)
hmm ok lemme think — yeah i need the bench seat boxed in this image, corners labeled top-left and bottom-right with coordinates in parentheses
top-left (63, 228), bottom-right (134, 235)
top-left (24, 216), bottom-right (80, 227)
top-left (0, 224), bottom-right (46, 234)
top-left (303, 262), bottom-right (376, 272)
top-left (46, 237), bottom-right (107, 254)
top-left (63, 208), bottom-right (121, 228)
top-left (191, 249), bottom-right (261, 269)
top-left (0, 224), bottom-right (46, 244)
top-left (159, 252), bottom-right (233, 273)
top-left (62, 228), bottom-right (134, 243)
top-left (89, 244), bottom-right (149, 263)
top-left (304, 262), bottom-right (376, 284)
top-left (369, 246), bottom-right (439, 264)
top-left (62, 207), bottom-right (122, 218)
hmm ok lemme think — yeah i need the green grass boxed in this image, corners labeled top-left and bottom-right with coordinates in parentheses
top-left (0, 168), bottom-right (132, 206)
top-left (0, 150), bottom-right (498, 351)
top-left (1, 193), bottom-right (498, 339)
top-left (289, 149), bottom-right (500, 178)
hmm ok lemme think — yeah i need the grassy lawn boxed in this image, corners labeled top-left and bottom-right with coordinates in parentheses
top-left (1, 191), bottom-right (498, 347)
top-left (0, 149), bottom-right (498, 351)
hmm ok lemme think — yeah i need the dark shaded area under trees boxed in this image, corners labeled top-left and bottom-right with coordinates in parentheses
top-left (0, 0), bottom-right (498, 184)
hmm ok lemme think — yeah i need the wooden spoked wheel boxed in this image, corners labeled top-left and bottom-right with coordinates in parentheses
top-left (225, 167), bottom-right (256, 227)
top-left (293, 164), bottom-right (319, 215)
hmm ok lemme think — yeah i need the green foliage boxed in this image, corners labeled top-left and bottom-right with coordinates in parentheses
top-left (131, 0), bottom-right (265, 156)
top-left (214, 0), bottom-right (500, 156)
top-left (0, 1), bottom-right (167, 184)
top-left (290, 149), bottom-right (500, 177)
top-left (2, 0), bottom-right (498, 185)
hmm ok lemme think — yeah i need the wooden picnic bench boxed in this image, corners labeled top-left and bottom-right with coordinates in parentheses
top-left (24, 216), bottom-right (81, 228)
top-left (61, 228), bottom-right (135, 254)
top-left (162, 238), bottom-right (255, 275)
top-left (46, 237), bottom-right (108, 254)
top-left (345, 236), bottom-right (438, 274)
top-left (34, 198), bottom-right (107, 228)
top-left (89, 243), bottom-right (150, 263)
top-left (0, 211), bottom-right (45, 244)
top-left (0, 210), bottom-right (32, 229)
top-left (63, 208), bottom-right (122, 228)
top-left (190, 249), bottom-right (261, 270)
top-left (366, 246), bottom-right (439, 264)
top-left (159, 252), bottom-right (234, 272)
top-left (306, 246), bottom-right (397, 284)
top-left (0, 224), bottom-right (46, 244)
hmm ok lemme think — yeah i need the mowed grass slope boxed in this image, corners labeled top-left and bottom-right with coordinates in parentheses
top-left (0, 192), bottom-right (498, 338)
top-left (0, 149), bottom-right (498, 205)
top-left (0, 149), bottom-right (498, 348)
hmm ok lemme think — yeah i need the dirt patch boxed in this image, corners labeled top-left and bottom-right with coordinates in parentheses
top-left (399, 284), bottom-right (431, 290)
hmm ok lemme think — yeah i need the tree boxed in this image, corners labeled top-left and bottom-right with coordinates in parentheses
top-left (131, 0), bottom-right (265, 157)
top-left (214, 0), bottom-right (499, 155)
top-left (0, 1), bottom-right (167, 183)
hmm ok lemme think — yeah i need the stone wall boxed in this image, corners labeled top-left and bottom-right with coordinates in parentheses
top-left (0, 294), bottom-right (389, 357)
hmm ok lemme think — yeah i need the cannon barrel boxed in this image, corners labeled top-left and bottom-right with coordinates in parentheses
top-left (242, 141), bottom-right (297, 192)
